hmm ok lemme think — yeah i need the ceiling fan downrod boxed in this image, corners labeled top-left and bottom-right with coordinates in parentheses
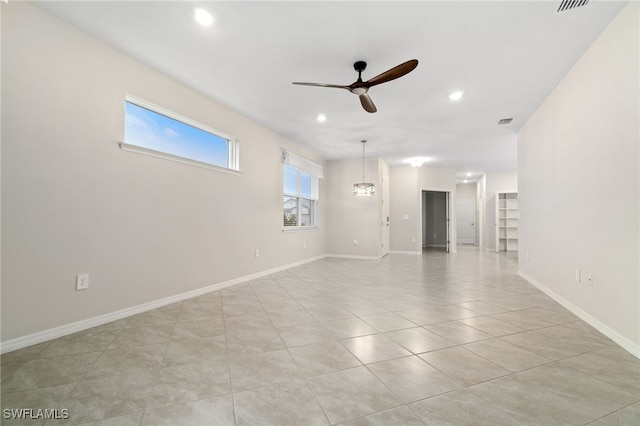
top-left (354, 61), bottom-right (367, 83)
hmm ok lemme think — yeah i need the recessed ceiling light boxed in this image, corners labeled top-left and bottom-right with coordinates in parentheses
top-left (463, 179), bottom-right (468, 183)
top-left (316, 114), bottom-right (327, 123)
top-left (194, 8), bottom-right (214, 27)
top-left (449, 90), bottom-right (464, 101)
top-left (466, 172), bottom-right (472, 177)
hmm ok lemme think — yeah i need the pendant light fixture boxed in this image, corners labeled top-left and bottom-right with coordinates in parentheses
top-left (353, 140), bottom-right (375, 196)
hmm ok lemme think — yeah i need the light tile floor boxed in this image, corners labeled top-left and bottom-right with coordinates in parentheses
top-left (1, 247), bottom-right (639, 425)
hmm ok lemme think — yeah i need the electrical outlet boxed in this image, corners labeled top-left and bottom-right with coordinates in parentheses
top-left (575, 268), bottom-right (581, 283)
top-left (353, 239), bottom-right (359, 246)
top-left (76, 274), bottom-right (89, 290)
top-left (411, 237), bottom-right (416, 243)
top-left (255, 248), bottom-right (260, 258)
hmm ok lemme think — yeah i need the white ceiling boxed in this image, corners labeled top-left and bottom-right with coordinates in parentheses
top-left (35, 0), bottom-right (626, 182)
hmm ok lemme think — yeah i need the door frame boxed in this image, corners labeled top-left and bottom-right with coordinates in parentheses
top-left (420, 188), bottom-right (455, 253)
top-left (380, 171), bottom-right (390, 257)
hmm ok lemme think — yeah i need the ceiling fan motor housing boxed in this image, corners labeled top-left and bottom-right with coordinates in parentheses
top-left (354, 61), bottom-right (367, 73)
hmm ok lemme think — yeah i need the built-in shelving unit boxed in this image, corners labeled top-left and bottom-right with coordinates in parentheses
top-left (496, 192), bottom-right (518, 253)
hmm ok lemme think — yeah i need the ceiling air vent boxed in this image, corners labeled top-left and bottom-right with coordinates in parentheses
top-left (557, 0), bottom-right (589, 13)
top-left (497, 118), bottom-right (514, 126)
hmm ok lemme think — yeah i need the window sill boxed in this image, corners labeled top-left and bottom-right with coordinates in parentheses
top-left (119, 142), bottom-right (242, 176)
top-left (282, 227), bottom-right (319, 233)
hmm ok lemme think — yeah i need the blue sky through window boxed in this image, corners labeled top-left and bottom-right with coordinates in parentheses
top-left (125, 101), bottom-right (229, 168)
top-left (300, 171), bottom-right (311, 197)
top-left (283, 165), bottom-right (298, 195)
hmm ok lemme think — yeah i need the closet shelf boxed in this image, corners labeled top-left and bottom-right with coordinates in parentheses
top-left (496, 192), bottom-right (518, 253)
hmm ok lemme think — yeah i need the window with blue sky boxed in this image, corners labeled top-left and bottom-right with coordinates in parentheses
top-left (124, 99), bottom-right (237, 170)
top-left (283, 164), bottom-right (317, 228)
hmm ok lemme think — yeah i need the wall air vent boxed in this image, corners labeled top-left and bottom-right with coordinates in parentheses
top-left (497, 118), bottom-right (514, 126)
top-left (557, 0), bottom-right (589, 13)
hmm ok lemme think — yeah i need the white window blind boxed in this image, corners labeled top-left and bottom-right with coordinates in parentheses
top-left (282, 151), bottom-right (324, 179)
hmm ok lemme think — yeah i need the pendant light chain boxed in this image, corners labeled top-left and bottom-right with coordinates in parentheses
top-left (362, 140), bottom-right (366, 182)
top-left (353, 139), bottom-right (375, 196)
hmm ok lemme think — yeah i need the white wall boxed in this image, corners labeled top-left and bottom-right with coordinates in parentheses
top-left (482, 171), bottom-right (518, 250)
top-left (390, 167), bottom-right (420, 253)
top-left (456, 183), bottom-right (477, 199)
top-left (1, 3), bottom-right (327, 343)
top-left (326, 157), bottom-right (381, 257)
top-left (518, 2), bottom-right (639, 355)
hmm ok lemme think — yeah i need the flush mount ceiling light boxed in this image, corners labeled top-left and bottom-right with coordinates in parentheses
top-left (404, 157), bottom-right (431, 167)
top-left (194, 8), bottom-right (214, 27)
top-left (316, 114), bottom-right (327, 123)
top-left (353, 140), bottom-right (375, 196)
top-left (449, 90), bottom-right (464, 101)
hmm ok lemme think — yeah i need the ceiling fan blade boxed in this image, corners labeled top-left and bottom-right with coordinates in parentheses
top-left (292, 82), bottom-right (350, 90)
top-left (365, 59), bottom-right (419, 88)
top-left (359, 93), bottom-right (377, 113)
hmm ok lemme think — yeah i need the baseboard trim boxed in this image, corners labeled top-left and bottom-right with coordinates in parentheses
top-left (517, 270), bottom-right (639, 359)
top-left (389, 250), bottom-right (421, 255)
top-left (0, 255), bottom-right (327, 354)
top-left (325, 254), bottom-right (380, 260)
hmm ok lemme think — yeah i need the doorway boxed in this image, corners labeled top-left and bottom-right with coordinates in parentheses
top-left (422, 190), bottom-right (450, 253)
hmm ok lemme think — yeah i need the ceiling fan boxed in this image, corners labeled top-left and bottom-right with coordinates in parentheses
top-left (292, 59), bottom-right (419, 113)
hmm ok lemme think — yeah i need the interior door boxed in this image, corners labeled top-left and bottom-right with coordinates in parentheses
top-left (456, 198), bottom-right (475, 244)
top-left (381, 172), bottom-right (390, 256)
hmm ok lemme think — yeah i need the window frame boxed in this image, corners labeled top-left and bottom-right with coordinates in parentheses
top-left (120, 95), bottom-right (240, 174)
top-left (283, 163), bottom-right (319, 231)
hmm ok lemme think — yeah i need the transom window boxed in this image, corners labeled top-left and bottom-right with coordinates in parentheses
top-left (122, 96), bottom-right (239, 172)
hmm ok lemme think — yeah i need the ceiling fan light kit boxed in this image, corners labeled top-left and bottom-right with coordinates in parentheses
top-left (293, 59), bottom-right (418, 113)
top-left (353, 140), bottom-right (375, 196)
